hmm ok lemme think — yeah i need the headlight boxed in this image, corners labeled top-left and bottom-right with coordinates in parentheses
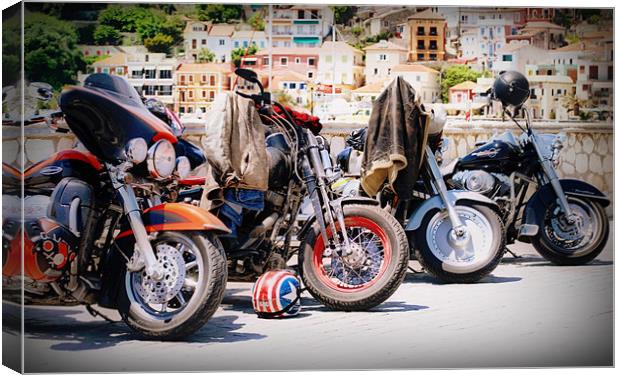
top-left (176, 156), bottom-right (191, 179)
top-left (147, 139), bottom-right (176, 179)
top-left (125, 138), bottom-right (148, 164)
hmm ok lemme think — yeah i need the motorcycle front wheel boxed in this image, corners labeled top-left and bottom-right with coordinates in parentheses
top-left (412, 204), bottom-right (504, 283)
top-left (118, 231), bottom-right (227, 340)
top-left (300, 204), bottom-right (409, 311)
top-left (531, 196), bottom-right (609, 265)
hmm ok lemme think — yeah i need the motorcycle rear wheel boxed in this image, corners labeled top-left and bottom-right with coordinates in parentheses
top-left (300, 204), bottom-right (409, 311)
top-left (118, 231), bottom-right (227, 340)
top-left (412, 204), bottom-right (504, 283)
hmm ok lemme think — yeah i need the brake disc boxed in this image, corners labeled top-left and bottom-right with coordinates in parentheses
top-left (134, 244), bottom-right (186, 305)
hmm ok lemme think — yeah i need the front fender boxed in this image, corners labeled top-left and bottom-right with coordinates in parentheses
top-left (116, 202), bottom-right (230, 240)
top-left (404, 190), bottom-right (498, 231)
top-left (297, 196), bottom-right (379, 240)
top-left (522, 179), bottom-right (610, 231)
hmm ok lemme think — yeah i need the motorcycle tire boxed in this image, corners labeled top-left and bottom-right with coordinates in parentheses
top-left (531, 197), bottom-right (609, 265)
top-left (412, 204), bottom-right (504, 283)
top-left (300, 204), bottom-right (409, 311)
top-left (118, 231), bottom-right (227, 340)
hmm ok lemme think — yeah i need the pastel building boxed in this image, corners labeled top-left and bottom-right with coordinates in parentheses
top-left (232, 30), bottom-right (267, 50)
top-left (183, 21), bottom-right (211, 60)
top-left (207, 24), bottom-right (236, 63)
top-left (241, 47), bottom-right (319, 81)
top-left (271, 5), bottom-right (333, 48)
top-left (407, 9), bottom-right (447, 62)
top-left (317, 41), bottom-right (365, 88)
top-left (173, 63), bottom-right (231, 115)
top-left (363, 40), bottom-right (408, 85)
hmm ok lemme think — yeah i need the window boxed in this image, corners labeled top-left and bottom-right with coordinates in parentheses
top-left (295, 57), bottom-right (301, 64)
top-left (145, 69), bottom-right (157, 79)
top-left (429, 41), bottom-right (437, 50)
top-left (263, 57), bottom-right (270, 65)
top-left (429, 54), bottom-right (437, 61)
top-left (115, 67), bottom-right (124, 75)
top-left (219, 39), bottom-right (225, 46)
top-left (502, 55), bottom-right (513, 62)
top-left (289, 83), bottom-right (297, 89)
top-left (300, 83), bottom-right (306, 89)
top-left (429, 27), bottom-right (437, 36)
top-left (187, 107), bottom-right (193, 113)
top-left (374, 68), bottom-right (378, 75)
top-left (379, 54), bottom-right (387, 61)
top-left (260, 41), bottom-right (265, 48)
top-left (234, 41), bottom-right (240, 48)
top-left (298, 10), bottom-right (304, 19)
top-left (159, 85), bottom-right (172, 95)
top-left (280, 57), bottom-right (288, 66)
top-left (209, 91), bottom-right (215, 100)
top-left (341, 55), bottom-right (348, 63)
top-left (201, 90), bottom-right (207, 98)
top-left (417, 41), bottom-right (425, 50)
top-left (192, 39), bottom-right (197, 49)
top-left (388, 68), bottom-right (391, 75)
top-left (210, 75), bottom-right (216, 86)
top-left (202, 39), bottom-right (206, 45)
top-left (416, 75), bottom-right (421, 82)
top-left (201, 74), bottom-right (207, 83)
top-left (325, 55), bottom-right (332, 63)
top-left (189, 75), bottom-right (194, 82)
top-left (417, 53), bottom-right (425, 60)
top-left (417, 26), bottom-right (425, 36)
top-left (131, 70), bottom-right (142, 78)
top-left (307, 71), bottom-right (314, 79)
top-left (179, 107), bottom-right (185, 113)
top-left (243, 41), bottom-right (249, 48)
top-left (159, 70), bottom-right (172, 79)
top-left (188, 90), bottom-right (194, 98)
top-left (308, 58), bottom-right (316, 66)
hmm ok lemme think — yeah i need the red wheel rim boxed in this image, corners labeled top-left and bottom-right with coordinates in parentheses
top-left (312, 216), bottom-right (392, 293)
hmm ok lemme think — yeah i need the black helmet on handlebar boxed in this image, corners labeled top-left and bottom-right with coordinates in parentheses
top-left (492, 70), bottom-right (530, 108)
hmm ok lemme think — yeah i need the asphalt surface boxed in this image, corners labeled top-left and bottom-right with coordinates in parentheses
top-left (3, 233), bottom-right (613, 372)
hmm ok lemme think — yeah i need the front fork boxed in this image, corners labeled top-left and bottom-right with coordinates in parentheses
top-left (529, 132), bottom-right (576, 223)
top-left (109, 163), bottom-right (164, 280)
top-left (425, 146), bottom-right (470, 246)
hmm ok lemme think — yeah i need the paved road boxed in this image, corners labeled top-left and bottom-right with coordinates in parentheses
top-left (4, 236), bottom-right (613, 372)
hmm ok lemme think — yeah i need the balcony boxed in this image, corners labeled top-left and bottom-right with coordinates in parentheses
top-left (417, 45), bottom-right (425, 50)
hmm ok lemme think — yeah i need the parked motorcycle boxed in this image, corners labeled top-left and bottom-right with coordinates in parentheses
top-left (442, 72), bottom-right (610, 265)
top-left (335, 107), bottom-right (505, 284)
top-left (178, 68), bottom-right (409, 311)
top-left (2, 74), bottom-right (229, 340)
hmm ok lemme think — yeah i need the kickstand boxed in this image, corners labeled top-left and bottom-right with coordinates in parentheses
top-left (408, 266), bottom-right (424, 274)
top-left (504, 247), bottom-right (522, 259)
top-left (86, 305), bottom-right (119, 323)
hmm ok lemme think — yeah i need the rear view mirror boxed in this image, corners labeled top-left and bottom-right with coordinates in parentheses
top-left (234, 68), bottom-right (259, 84)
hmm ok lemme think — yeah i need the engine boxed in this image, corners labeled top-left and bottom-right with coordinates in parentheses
top-left (451, 170), bottom-right (496, 194)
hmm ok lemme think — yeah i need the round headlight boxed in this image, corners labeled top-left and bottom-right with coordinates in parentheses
top-left (147, 139), bottom-right (176, 179)
top-left (125, 138), bottom-right (148, 164)
top-left (176, 156), bottom-right (191, 179)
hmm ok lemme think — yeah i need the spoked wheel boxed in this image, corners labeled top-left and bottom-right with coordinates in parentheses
top-left (532, 197), bottom-right (609, 265)
top-left (412, 204), bottom-right (504, 283)
top-left (300, 204), bottom-right (409, 311)
top-left (118, 231), bottom-right (226, 340)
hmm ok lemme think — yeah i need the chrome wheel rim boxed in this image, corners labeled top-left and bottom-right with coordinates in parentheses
top-left (426, 206), bottom-right (495, 272)
top-left (126, 235), bottom-right (203, 319)
top-left (544, 197), bottom-right (600, 255)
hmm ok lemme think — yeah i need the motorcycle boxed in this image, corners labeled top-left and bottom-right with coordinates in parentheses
top-left (178, 68), bottom-right (410, 311)
top-left (442, 105), bottom-right (610, 265)
top-left (335, 107), bottom-right (505, 283)
top-left (2, 73), bottom-right (229, 340)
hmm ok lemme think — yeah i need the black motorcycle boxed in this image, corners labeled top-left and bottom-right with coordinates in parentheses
top-left (335, 108), bottom-right (505, 284)
top-left (442, 106), bottom-right (610, 265)
top-left (3, 73), bottom-right (229, 340)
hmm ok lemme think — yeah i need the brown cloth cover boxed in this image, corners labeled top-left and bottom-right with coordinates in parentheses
top-left (199, 92), bottom-right (269, 210)
top-left (360, 76), bottom-right (429, 199)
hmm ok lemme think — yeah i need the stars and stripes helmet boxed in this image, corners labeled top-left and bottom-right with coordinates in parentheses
top-left (252, 270), bottom-right (301, 318)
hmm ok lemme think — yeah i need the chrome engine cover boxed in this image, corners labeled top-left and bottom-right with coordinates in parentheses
top-left (452, 170), bottom-right (496, 195)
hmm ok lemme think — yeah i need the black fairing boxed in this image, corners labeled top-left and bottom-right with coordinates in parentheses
top-left (59, 73), bottom-right (176, 164)
top-left (457, 140), bottom-right (522, 174)
top-left (175, 139), bottom-right (206, 170)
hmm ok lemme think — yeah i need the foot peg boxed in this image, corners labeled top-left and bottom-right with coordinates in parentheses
top-left (518, 224), bottom-right (539, 238)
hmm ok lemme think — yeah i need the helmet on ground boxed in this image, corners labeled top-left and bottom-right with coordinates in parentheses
top-left (252, 270), bottom-right (301, 318)
top-left (492, 71), bottom-right (530, 108)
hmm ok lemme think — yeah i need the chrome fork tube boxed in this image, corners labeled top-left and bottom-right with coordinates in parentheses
top-left (116, 183), bottom-right (164, 280)
top-left (425, 146), bottom-right (467, 237)
top-left (526, 110), bottom-right (574, 221)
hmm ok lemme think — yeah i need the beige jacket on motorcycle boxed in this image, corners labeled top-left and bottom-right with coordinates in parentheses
top-left (200, 92), bottom-right (269, 209)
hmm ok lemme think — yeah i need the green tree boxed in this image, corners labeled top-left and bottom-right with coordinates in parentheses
top-left (24, 13), bottom-right (85, 89)
top-left (143, 33), bottom-right (174, 53)
top-left (93, 25), bottom-right (122, 45)
top-left (248, 12), bottom-right (265, 31)
top-left (273, 90), bottom-right (293, 107)
top-left (330, 6), bottom-right (355, 25)
top-left (231, 45), bottom-right (259, 68)
top-left (440, 65), bottom-right (482, 103)
top-left (196, 4), bottom-right (243, 23)
top-left (2, 15), bottom-right (20, 86)
top-left (196, 48), bottom-right (216, 63)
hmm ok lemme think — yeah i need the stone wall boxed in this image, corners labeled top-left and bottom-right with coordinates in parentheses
top-left (3, 119), bottom-right (613, 204)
